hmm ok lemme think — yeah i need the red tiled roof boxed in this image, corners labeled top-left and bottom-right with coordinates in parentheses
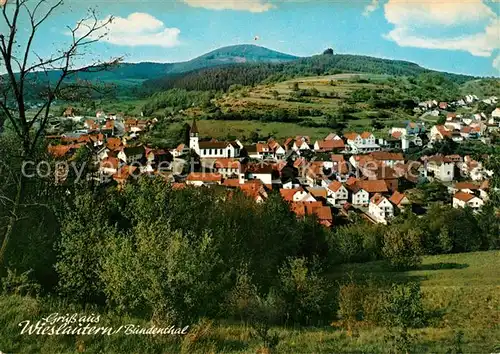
top-left (370, 193), bottom-right (386, 205)
top-left (280, 188), bottom-right (303, 202)
top-left (100, 157), bottom-right (119, 170)
top-left (391, 131), bottom-right (402, 139)
top-left (113, 165), bottom-right (138, 182)
top-left (453, 191), bottom-right (475, 202)
top-left (214, 158), bottom-right (241, 169)
top-left (370, 151), bottom-right (404, 162)
top-left (328, 180), bottom-right (344, 192)
top-left (307, 187), bottom-right (328, 199)
top-left (357, 180), bottom-right (389, 193)
top-left (316, 139), bottom-right (345, 150)
top-left (186, 173), bottom-right (222, 182)
top-left (48, 145), bottom-right (73, 158)
top-left (344, 132), bottom-right (358, 141)
top-left (360, 132), bottom-right (373, 139)
top-left (107, 137), bottom-right (122, 150)
top-left (389, 191), bottom-right (408, 206)
top-left (453, 182), bottom-right (479, 191)
top-left (331, 154), bottom-right (345, 163)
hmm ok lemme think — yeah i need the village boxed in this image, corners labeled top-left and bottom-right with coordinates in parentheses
top-left (44, 95), bottom-right (499, 228)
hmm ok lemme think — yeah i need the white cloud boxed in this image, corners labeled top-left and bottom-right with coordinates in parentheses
top-left (383, 0), bottom-right (499, 57)
top-left (385, 0), bottom-right (495, 27)
top-left (385, 19), bottom-right (500, 57)
top-left (493, 54), bottom-right (500, 73)
top-left (74, 13), bottom-right (181, 47)
top-left (363, 0), bottom-right (379, 17)
top-left (182, 0), bottom-right (274, 12)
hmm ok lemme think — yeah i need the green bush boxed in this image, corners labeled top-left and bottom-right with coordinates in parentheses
top-left (383, 283), bottom-right (425, 329)
top-left (275, 257), bottom-right (332, 326)
top-left (382, 228), bottom-right (424, 270)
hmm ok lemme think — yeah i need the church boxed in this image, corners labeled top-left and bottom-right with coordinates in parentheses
top-left (189, 119), bottom-right (241, 158)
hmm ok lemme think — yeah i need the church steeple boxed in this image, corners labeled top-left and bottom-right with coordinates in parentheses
top-left (189, 119), bottom-right (200, 153)
top-left (190, 119), bottom-right (199, 136)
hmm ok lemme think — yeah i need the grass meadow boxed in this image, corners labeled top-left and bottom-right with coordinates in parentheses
top-left (1, 251), bottom-right (499, 353)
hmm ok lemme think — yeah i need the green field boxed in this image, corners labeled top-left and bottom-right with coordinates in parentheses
top-left (1, 251), bottom-right (498, 353)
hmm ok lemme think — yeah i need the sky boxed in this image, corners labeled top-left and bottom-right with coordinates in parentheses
top-left (1, 0), bottom-right (500, 77)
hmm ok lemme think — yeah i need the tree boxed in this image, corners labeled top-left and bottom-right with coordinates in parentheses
top-left (382, 227), bottom-right (424, 270)
top-left (0, 0), bottom-right (120, 267)
top-left (323, 48), bottom-right (334, 55)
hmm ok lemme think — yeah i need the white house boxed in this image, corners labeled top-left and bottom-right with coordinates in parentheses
top-left (268, 140), bottom-right (286, 160)
top-left (492, 108), bottom-right (500, 119)
top-left (118, 146), bottom-right (144, 164)
top-left (344, 132), bottom-right (380, 153)
top-left (453, 192), bottom-right (484, 210)
top-left (280, 188), bottom-right (317, 203)
top-left (213, 159), bottom-right (241, 178)
top-left (325, 180), bottom-right (349, 206)
top-left (347, 183), bottom-right (370, 206)
top-left (424, 155), bottom-right (455, 182)
top-left (368, 193), bottom-right (394, 224)
top-left (245, 163), bottom-right (274, 186)
top-left (292, 137), bottom-right (311, 153)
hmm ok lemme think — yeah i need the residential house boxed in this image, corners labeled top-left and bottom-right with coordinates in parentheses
top-left (290, 201), bottom-right (333, 228)
top-left (452, 192), bottom-right (484, 210)
top-left (430, 125), bottom-right (452, 142)
top-left (369, 151), bottom-right (405, 168)
top-left (100, 157), bottom-right (120, 176)
top-left (314, 139), bottom-right (345, 152)
top-left (357, 179), bottom-right (389, 195)
top-left (247, 142), bottom-right (273, 160)
top-left (118, 146), bottom-right (144, 164)
top-left (245, 163), bottom-right (274, 186)
top-left (346, 182), bottom-right (370, 206)
top-left (280, 188), bottom-right (316, 203)
top-left (213, 159), bottom-right (241, 178)
top-left (292, 136), bottom-right (311, 153)
top-left (424, 155), bottom-right (455, 182)
top-left (459, 156), bottom-right (493, 181)
top-left (368, 193), bottom-right (394, 224)
top-left (186, 173), bottom-right (223, 186)
top-left (268, 139), bottom-right (286, 160)
top-left (389, 191), bottom-right (411, 210)
top-left (113, 165), bottom-right (139, 185)
top-left (344, 132), bottom-right (380, 153)
top-left (325, 180), bottom-right (349, 206)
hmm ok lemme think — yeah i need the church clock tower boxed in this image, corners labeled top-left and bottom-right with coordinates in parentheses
top-left (189, 119), bottom-right (200, 154)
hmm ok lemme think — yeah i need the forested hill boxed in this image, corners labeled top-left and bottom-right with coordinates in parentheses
top-left (24, 45), bottom-right (299, 84)
top-left (142, 53), bottom-right (476, 92)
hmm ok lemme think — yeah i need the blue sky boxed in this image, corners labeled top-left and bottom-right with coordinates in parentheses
top-left (3, 0), bottom-right (500, 76)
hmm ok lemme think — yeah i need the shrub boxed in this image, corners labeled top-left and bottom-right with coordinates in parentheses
top-left (276, 257), bottom-right (332, 326)
top-left (337, 282), bottom-right (363, 335)
top-left (382, 228), bottom-right (423, 270)
top-left (383, 283), bottom-right (425, 329)
top-left (227, 267), bottom-right (260, 322)
top-left (1, 269), bottom-right (40, 296)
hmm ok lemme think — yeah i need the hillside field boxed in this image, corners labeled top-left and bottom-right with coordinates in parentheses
top-left (1, 251), bottom-right (498, 353)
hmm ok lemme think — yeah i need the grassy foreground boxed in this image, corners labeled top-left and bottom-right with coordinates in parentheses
top-left (1, 251), bottom-right (499, 353)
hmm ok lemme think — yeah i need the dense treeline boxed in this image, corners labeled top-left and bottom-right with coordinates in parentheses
top-left (142, 89), bottom-right (217, 116)
top-left (143, 54), bottom-right (476, 93)
top-left (144, 64), bottom-right (278, 92)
